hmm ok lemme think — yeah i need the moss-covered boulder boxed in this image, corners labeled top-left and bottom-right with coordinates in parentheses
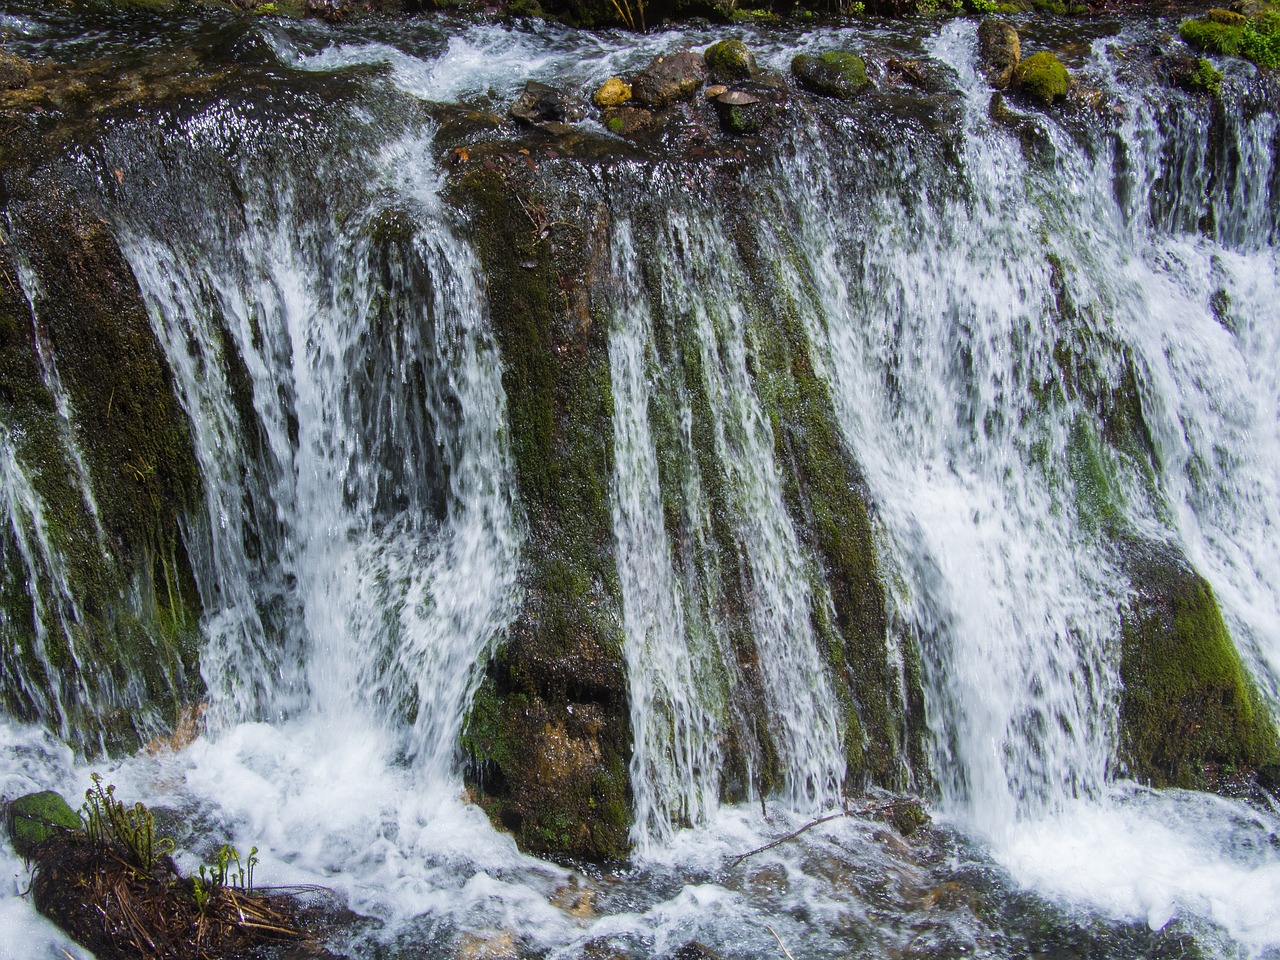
top-left (791, 52), bottom-right (870, 101)
top-left (1119, 545), bottom-right (1280, 790)
top-left (632, 52), bottom-right (708, 108)
top-left (1013, 51), bottom-right (1070, 106)
top-left (704, 39), bottom-right (757, 84)
top-left (5, 791), bottom-right (82, 857)
top-left (452, 155), bottom-right (630, 860)
top-left (0, 51), bottom-right (33, 91)
top-left (977, 19), bottom-right (1020, 89)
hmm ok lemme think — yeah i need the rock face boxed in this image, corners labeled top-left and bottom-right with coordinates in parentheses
top-left (791, 51), bottom-right (870, 100)
top-left (0, 178), bottom-right (204, 749)
top-left (1119, 543), bottom-right (1280, 789)
top-left (631, 52), bottom-right (708, 108)
top-left (453, 159), bottom-right (631, 860)
top-left (977, 20), bottom-right (1020, 89)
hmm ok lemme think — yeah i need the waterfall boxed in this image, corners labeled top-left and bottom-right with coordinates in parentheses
top-left (105, 112), bottom-right (520, 784)
top-left (2, 8), bottom-right (1280, 958)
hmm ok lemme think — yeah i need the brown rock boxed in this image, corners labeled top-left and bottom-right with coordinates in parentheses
top-left (0, 51), bottom-right (33, 91)
top-left (631, 51), bottom-right (707, 108)
top-left (977, 19), bottom-right (1020, 89)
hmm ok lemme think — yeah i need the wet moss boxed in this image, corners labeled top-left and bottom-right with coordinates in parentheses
top-left (451, 160), bottom-right (630, 860)
top-left (0, 187), bottom-right (203, 751)
top-left (1119, 545), bottom-right (1280, 790)
top-left (1013, 51), bottom-right (1069, 106)
top-left (725, 207), bottom-right (917, 792)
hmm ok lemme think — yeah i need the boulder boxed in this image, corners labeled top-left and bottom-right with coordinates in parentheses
top-left (1012, 51), bottom-right (1070, 106)
top-left (5, 791), bottom-right (81, 857)
top-left (977, 19), bottom-right (1020, 89)
top-left (631, 52), bottom-right (707, 108)
top-left (791, 51), bottom-right (869, 101)
top-left (510, 80), bottom-right (584, 125)
top-left (592, 76), bottom-right (631, 108)
top-left (704, 39), bottom-right (757, 83)
top-left (0, 51), bottom-right (33, 91)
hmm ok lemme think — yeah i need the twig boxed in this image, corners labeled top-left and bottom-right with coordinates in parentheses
top-left (728, 800), bottom-right (919, 867)
top-left (766, 924), bottom-right (795, 960)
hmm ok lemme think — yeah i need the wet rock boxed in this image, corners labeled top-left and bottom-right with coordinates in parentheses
top-left (592, 76), bottom-right (631, 108)
top-left (705, 83), bottom-right (729, 99)
top-left (1012, 51), bottom-right (1070, 107)
top-left (5, 791), bottom-right (81, 857)
top-left (631, 51), bottom-right (707, 108)
top-left (601, 105), bottom-right (659, 137)
top-left (704, 38), bottom-right (756, 83)
top-left (458, 929), bottom-right (519, 960)
top-left (1118, 541), bottom-right (1280, 791)
top-left (0, 51), bottom-right (33, 91)
top-left (791, 51), bottom-right (869, 101)
top-left (550, 874), bottom-right (596, 918)
top-left (977, 19), bottom-right (1020, 89)
top-left (671, 942), bottom-right (725, 960)
top-left (510, 80), bottom-right (584, 126)
top-left (713, 90), bottom-right (765, 135)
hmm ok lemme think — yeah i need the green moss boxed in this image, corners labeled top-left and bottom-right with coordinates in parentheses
top-left (1013, 51), bottom-right (1069, 106)
top-left (792, 51), bottom-right (869, 101)
top-left (726, 211), bottom-right (916, 791)
top-left (451, 161), bottom-right (630, 860)
top-left (1120, 550), bottom-right (1280, 790)
top-left (5, 791), bottom-right (82, 857)
top-left (1181, 10), bottom-right (1280, 68)
top-left (704, 39), bottom-right (757, 83)
top-left (0, 194), bottom-right (204, 752)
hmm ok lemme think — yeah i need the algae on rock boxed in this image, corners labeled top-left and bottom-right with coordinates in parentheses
top-left (1119, 544), bottom-right (1280, 790)
top-left (452, 157), bottom-right (631, 860)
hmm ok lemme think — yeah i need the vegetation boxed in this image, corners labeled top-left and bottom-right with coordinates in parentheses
top-left (5, 781), bottom-right (309, 960)
top-left (1013, 50), bottom-right (1069, 105)
top-left (1180, 8), bottom-right (1280, 69)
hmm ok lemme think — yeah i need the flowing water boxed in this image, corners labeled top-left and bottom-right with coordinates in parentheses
top-left (2, 5), bottom-right (1280, 959)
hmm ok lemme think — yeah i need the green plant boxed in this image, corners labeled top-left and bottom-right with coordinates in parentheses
top-left (81, 774), bottom-right (174, 872)
top-left (1190, 57), bottom-right (1223, 97)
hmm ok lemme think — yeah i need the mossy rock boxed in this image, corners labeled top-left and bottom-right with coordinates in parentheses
top-left (451, 159), bottom-right (631, 861)
top-left (6, 791), bottom-right (82, 857)
top-left (791, 51), bottom-right (869, 101)
top-left (1012, 51), bottom-right (1069, 106)
top-left (1180, 9), bottom-right (1280, 69)
top-left (704, 39), bottom-right (757, 83)
top-left (1119, 545), bottom-right (1280, 790)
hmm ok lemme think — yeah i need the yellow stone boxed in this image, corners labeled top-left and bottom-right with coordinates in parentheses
top-left (593, 77), bottom-right (631, 109)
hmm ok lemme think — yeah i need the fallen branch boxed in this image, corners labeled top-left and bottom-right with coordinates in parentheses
top-left (766, 924), bottom-right (795, 960)
top-left (727, 799), bottom-right (922, 867)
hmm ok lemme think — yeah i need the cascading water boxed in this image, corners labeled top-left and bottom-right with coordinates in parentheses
top-left (3, 7), bottom-right (1280, 960)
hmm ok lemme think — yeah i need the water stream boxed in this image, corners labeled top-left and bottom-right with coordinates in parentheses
top-left (2, 6), bottom-right (1280, 959)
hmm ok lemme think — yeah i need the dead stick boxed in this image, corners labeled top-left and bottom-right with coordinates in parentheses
top-left (728, 800), bottom-right (917, 867)
top-left (766, 924), bottom-right (796, 960)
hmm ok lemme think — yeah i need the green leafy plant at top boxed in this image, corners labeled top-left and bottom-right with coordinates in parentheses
top-left (81, 774), bottom-right (174, 872)
top-left (1180, 9), bottom-right (1280, 69)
